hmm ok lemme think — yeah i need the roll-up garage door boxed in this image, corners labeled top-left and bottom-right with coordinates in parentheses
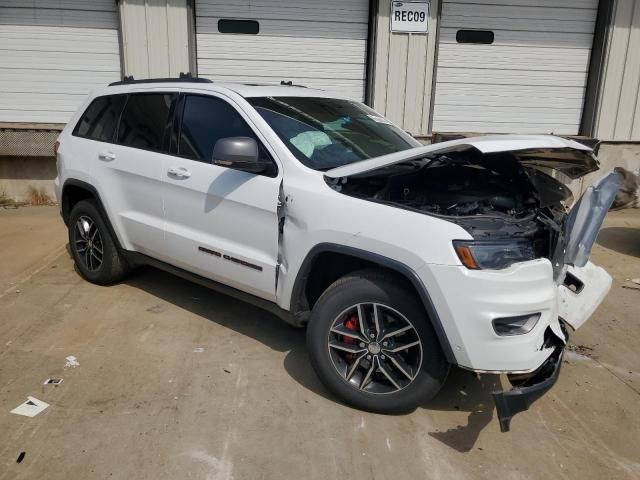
top-left (432, 0), bottom-right (599, 135)
top-left (0, 0), bottom-right (121, 124)
top-left (195, 0), bottom-right (369, 101)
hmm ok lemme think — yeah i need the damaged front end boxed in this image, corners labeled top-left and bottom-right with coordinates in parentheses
top-left (325, 135), bottom-right (621, 431)
top-left (328, 146), bottom-right (580, 276)
top-left (325, 136), bottom-right (619, 285)
top-left (493, 342), bottom-right (565, 432)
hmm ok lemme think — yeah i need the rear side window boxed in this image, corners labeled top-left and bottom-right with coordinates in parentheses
top-left (73, 95), bottom-right (126, 142)
top-left (116, 93), bottom-right (175, 152)
top-left (178, 95), bottom-right (262, 162)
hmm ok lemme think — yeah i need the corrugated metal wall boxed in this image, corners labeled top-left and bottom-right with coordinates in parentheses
top-left (194, 0), bottom-right (369, 101)
top-left (119, 0), bottom-right (190, 78)
top-left (594, 0), bottom-right (640, 141)
top-left (431, 0), bottom-right (598, 135)
top-left (370, 0), bottom-right (439, 137)
top-left (0, 0), bottom-right (121, 124)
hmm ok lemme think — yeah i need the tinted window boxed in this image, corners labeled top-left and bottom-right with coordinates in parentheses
top-left (116, 93), bottom-right (175, 151)
top-left (73, 95), bottom-right (126, 142)
top-left (218, 19), bottom-right (259, 34)
top-left (179, 95), bottom-right (268, 164)
top-left (456, 29), bottom-right (494, 44)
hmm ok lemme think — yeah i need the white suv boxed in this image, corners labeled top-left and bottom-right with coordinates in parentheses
top-left (54, 77), bottom-right (620, 431)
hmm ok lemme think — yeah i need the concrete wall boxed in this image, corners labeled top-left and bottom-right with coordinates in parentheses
top-left (370, 0), bottom-right (439, 137)
top-left (0, 156), bottom-right (56, 203)
top-left (593, 0), bottom-right (640, 141)
top-left (119, 0), bottom-right (190, 78)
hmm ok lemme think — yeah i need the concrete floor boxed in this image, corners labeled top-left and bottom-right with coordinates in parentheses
top-left (0, 206), bottom-right (639, 479)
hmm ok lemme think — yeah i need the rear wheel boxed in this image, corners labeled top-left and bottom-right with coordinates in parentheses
top-left (306, 270), bottom-right (449, 413)
top-left (68, 200), bottom-right (129, 284)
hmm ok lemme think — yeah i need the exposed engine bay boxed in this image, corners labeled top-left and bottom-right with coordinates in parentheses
top-left (329, 149), bottom-right (575, 260)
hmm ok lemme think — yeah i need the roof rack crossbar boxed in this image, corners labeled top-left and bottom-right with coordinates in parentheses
top-left (109, 72), bottom-right (212, 86)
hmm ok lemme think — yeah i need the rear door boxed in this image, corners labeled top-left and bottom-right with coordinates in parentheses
top-left (94, 91), bottom-right (177, 257)
top-left (162, 92), bottom-right (281, 301)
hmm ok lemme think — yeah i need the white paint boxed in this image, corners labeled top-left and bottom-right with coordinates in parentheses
top-left (64, 355), bottom-right (80, 368)
top-left (557, 262), bottom-right (612, 330)
top-left (324, 134), bottom-right (592, 178)
top-left (11, 396), bottom-right (49, 417)
top-left (56, 82), bottom-right (612, 374)
top-left (193, 347), bottom-right (205, 353)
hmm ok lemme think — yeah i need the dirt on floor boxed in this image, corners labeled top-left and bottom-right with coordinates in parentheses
top-left (0, 206), bottom-right (639, 479)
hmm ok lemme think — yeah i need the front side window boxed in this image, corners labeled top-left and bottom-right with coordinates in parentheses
top-left (116, 93), bottom-right (175, 152)
top-left (246, 97), bottom-right (419, 170)
top-left (178, 94), bottom-right (270, 165)
top-left (73, 95), bottom-right (126, 142)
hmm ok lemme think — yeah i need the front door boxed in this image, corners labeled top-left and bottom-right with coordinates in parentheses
top-left (162, 93), bottom-right (281, 301)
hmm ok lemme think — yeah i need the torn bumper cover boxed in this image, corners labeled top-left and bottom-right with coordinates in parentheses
top-left (492, 345), bottom-right (564, 432)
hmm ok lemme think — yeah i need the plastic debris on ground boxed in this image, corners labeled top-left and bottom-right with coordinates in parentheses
top-left (43, 378), bottom-right (63, 385)
top-left (10, 397), bottom-right (50, 417)
top-left (64, 356), bottom-right (80, 368)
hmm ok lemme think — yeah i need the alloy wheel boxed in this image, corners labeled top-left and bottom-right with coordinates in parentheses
top-left (327, 303), bottom-right (423, 394)
top-left (74, 215), bottom-right (104, 272)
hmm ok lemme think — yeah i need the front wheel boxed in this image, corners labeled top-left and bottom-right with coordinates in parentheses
top-left (306, 270), bottom-right (449, 414)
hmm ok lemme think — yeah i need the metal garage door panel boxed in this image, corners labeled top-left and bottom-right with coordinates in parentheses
top-left (432, 0), bottom-right (598, 134)
top-left (438, 27), bottom-right (595, 49)
top-left (195, 0), bottom-right (369, 101)
top-left (0, 1), bottom-right (121, 123)
top-left (196, 0), bottom-right (368, 25)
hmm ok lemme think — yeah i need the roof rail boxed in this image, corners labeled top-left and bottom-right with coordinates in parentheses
top-left (280, 80), bottom-right (307, 88)
top-left (108, 72), bottom-right (212, 86)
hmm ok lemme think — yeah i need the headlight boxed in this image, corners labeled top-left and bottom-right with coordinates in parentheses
top-left (453, 240), bottom-right (536, 270)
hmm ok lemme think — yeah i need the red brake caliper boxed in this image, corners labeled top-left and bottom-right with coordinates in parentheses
top-left (343, 314), bottom-right (359, 360)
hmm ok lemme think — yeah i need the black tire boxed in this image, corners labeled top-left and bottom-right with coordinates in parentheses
top-left (306, 270), bottom-right (449, 414)
top-left (68, 199), bottom-right (129, 285)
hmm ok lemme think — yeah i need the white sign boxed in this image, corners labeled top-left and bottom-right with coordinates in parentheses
top-left (391, 1), bottom-right (429, 34)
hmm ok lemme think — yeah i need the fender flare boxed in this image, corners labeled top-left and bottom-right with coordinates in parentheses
top-left (291, 243), bottom-right (457, 364)
top-left (61, 179), bottom-right (124, 250)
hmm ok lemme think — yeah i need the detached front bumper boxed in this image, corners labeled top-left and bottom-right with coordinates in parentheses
top-left (492, 344), bottom-right (564, 432)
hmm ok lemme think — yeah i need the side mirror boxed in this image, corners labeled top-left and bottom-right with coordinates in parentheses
top-left (212, 137), bottom-right (269, 174)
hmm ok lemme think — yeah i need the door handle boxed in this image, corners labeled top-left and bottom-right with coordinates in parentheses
top-left (98, 151), bottom-right (116, 161)
top-left (167, 167), bottom-right (191, 179)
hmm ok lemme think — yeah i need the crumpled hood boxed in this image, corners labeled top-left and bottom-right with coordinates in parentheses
top-left (324, 134), bottom-right (599, 180)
